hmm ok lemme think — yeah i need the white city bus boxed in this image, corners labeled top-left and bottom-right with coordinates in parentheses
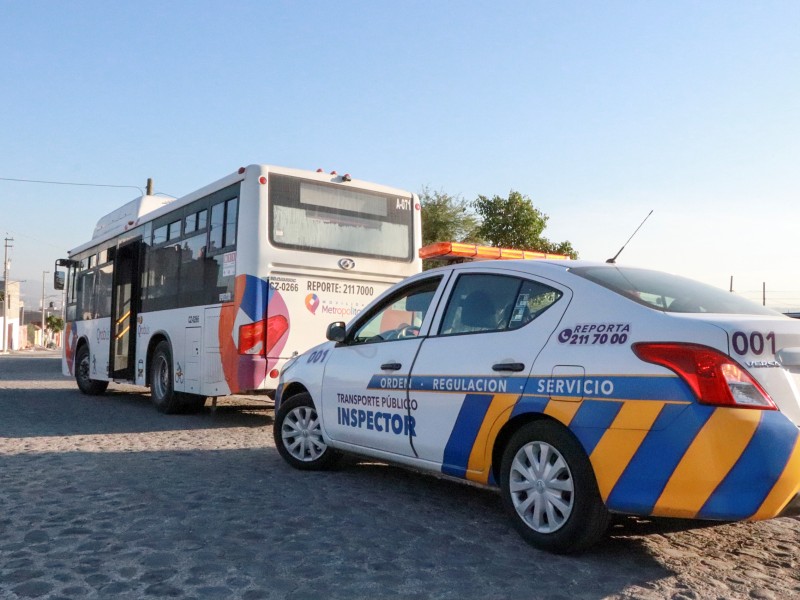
top-left (56, 164), bottom-right (422, 412)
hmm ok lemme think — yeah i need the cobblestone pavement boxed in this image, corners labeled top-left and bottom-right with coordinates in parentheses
top-left (1, 353), bottom-right (798, 599)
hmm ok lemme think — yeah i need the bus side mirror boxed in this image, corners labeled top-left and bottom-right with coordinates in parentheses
top-left (54, 271), bottom-right (65, 291)
top-left (326, 321), bottom-right (347, 343)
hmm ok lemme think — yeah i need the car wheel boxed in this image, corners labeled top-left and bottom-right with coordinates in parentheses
top-left (150, 341), bottom-right (181, 414)
top-left (74, 344), bottom-right (109, 396)
top-left (500, 420), bottom-right (609, 553)
top-left (274, 393), bottom-right (339, 470)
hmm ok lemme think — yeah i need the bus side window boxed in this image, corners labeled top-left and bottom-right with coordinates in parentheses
top-left (209, 203), bottom-right (224, 251)
top-left (76, 270), bottom-right (96, 321)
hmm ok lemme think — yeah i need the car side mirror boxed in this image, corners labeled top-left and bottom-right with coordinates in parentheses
top-left (54, 271), bottom-right (65, 291)
top-left (326, 321), bottom-right (347, 342)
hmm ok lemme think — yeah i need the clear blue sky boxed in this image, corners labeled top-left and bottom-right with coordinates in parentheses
top-left (2, 1), bottom-right (799, 310)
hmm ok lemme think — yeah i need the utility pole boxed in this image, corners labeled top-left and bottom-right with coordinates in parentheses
top-left (41, 270), bottom-right (49, 348)
top-left (2, 237), bottom-right (13, 353)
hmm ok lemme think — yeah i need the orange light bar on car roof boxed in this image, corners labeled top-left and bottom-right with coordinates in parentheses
top-left (419, 241), bottom-right (569, 261)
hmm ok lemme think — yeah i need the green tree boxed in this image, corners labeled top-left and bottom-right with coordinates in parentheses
top-left (46, 314), bottom-right (64, 335)
top-left (419, 187), bottom-right (480, 247)
top-left (473, 190), bottom-right (578, 259)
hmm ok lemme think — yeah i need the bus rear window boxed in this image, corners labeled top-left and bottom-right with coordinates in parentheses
top-left (569, 266), bottom-right (779, 315)
top-left (268, 174), bottom-right (413, 261)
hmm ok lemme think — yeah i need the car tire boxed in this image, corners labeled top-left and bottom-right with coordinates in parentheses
top-left (150, 341), bottom-right (182, 414)
top-left (74, 344), bottom-right (109, 396)
top-left (500, 420), bottom-right (609, 553)
top-left (274, 393), bottom-right (339, 470)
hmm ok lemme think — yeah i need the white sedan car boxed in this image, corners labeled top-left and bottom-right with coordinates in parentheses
top-left (273, 258), bottom-right (800, 553)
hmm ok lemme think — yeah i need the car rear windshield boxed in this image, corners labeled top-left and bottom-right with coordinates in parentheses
top-left (569, 266), bottom-right (779, 315)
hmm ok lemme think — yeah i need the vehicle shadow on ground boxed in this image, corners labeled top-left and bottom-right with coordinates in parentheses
top-left (0, 385), bottom-right (273, 438)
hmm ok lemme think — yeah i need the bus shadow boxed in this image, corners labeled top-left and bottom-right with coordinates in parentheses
top-left (0, 385), bottom-right (274, 438)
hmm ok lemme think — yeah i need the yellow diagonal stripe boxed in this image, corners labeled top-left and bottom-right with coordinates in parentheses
top-left (466, 394), bottom-right (519, 483)
top-left (750, 435), bottom-right (800, 520)
top-left (544, 399), bottom-right (582, 427)
top-left (653, 408), bottom-right (762, 518)
top-left (590, 401), bottom-right (665, 501)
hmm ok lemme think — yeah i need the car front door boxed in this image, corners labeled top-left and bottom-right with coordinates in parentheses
top-left (319, 274), bottom-right (448, 458)
top-left (409, 269), bottom-right (571, 481)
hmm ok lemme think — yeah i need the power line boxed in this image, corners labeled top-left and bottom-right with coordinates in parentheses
top-left (0, 176), bottom-right (144, 195)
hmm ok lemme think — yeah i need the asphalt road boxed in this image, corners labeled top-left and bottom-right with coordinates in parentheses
top-left (0, 352), bottom-right (798, 599)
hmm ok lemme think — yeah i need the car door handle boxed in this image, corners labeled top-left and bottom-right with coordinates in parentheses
top-left (492, 362), bottom-right (525, 372)
top-left (381, 362), bottom-right (402, 371)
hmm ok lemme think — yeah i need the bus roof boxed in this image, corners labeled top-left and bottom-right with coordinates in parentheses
top-left (90, 195), bottom-right (175, 242)
top-left (68, 164), bottom-right (416, 257)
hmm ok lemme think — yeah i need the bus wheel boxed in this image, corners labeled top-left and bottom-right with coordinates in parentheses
top-left (499, 420), bottom-right (609, 553)
top-left (274, 393), bottom-right (339, 470)
top-left (150, 341), bottom-right (181, 414)
top-left (74, 344), bottom-right (109, 396)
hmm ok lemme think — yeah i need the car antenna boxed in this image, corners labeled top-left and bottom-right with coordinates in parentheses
top-left (606, 209), bottom-right (653, 264)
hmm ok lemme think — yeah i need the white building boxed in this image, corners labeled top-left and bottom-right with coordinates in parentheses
top-left (0, 279), bottom-right (22, 351)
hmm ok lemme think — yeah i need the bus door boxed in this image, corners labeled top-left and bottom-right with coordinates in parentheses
top-left (110, 240), bottom-right (142, 380)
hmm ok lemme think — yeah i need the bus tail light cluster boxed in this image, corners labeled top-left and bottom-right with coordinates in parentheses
top-left (238, 315), bottom-right (289, 356)
top-left (632, 342), bottom-right (776, 410)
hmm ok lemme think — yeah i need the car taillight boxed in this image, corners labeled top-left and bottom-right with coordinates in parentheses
top-left (632, 342), bottom-right (776, 410)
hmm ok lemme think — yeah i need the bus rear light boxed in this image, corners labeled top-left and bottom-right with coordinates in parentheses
top-left (259, 176), bottom-right (267, 184)
top-left (238, 315), bottom-right (289, 356)
top-left (238, 167), bottom-right (246, 174)
top-left (239, 320), bottom-right (266, 355)
top-left (632, 342), bottom-right (777, 410)
top-left (269, 368), bottom-right (280, 379)
top-left (266, 315), bottom-right (289, 354)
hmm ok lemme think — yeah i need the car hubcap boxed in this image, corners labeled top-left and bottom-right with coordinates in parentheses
top-left (509, 440), bottom-right (574, 534)
top-left (282, 406), bottom-right (326, 462)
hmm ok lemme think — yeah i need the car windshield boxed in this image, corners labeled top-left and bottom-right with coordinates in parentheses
top-left (570, 266), bottom-right (780, 315)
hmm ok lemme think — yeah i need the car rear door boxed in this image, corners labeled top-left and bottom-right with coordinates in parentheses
top-left (408, 268), bottom-right (572, 481)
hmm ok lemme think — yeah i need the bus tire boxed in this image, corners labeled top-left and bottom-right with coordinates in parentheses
top-left (274, 393), bottom-right (340, 470)
top-left (499, 420), bottom-right (609, 553)
top-left (74, 344), bottom-right (109, 396)
top-left (150, 341), bottom-right (181, 414)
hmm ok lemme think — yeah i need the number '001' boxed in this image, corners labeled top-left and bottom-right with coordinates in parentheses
top-left (732, 331), bottom-right (775, 356)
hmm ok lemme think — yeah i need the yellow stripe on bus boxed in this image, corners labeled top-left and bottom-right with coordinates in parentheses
top-left (653, 408), bottom-right (761, 518)
top-left (750, 435), bottom-right (800, 520)
top-left (590, 401), bottom-right (665, 501)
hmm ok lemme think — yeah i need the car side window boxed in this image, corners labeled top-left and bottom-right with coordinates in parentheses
top-left (440, 274), bottom-right (562, 335)
top-left (350, 277), bottom-right (442, 344)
